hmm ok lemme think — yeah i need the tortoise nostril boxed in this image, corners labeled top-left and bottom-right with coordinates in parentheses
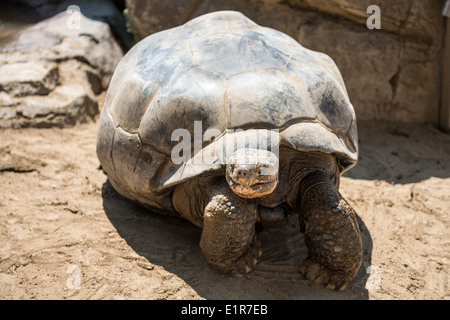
top-left (236, 170), bottom-right (248, 177)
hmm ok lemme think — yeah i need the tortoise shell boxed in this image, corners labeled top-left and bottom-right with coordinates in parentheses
top-left (96, 11), bottom-right (358, 214)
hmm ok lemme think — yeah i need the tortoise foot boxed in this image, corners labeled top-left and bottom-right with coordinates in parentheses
top-left (298, 171), bottom-right (362, 290)
top-left (200, 179), bottom-right (259, 275)
top-left (300, 257), bottom-right (353, 291)
top-left (230, 238), bottom-right (262, 277)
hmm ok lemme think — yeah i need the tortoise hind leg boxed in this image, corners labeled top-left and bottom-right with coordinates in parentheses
top-left (200, 177), bottom-right (262, 276)
top-left (298, 171), bottom-right (362, 290)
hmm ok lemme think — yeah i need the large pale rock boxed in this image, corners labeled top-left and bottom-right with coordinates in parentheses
top-left (8, 0), bottom-right (134, 50)
top-left (0, 11), bottom-right (123, 128)
top-left (125, 0), bottom-right (444, 124)
top-left (0, 61), bottom-right (58, 97)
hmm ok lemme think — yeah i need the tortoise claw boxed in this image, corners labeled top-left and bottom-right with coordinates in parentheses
top-left (300, 257), bottom-right (352, 291)
top-left (231, 271), bottom-right (244, 278)
top-left (298, 171), bottom-right (362, 291)
top-left (231, 237), bottom-right (262, 275)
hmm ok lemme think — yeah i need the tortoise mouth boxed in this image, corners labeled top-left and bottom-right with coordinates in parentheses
top-left (226, 175), bottom-right (278, 198)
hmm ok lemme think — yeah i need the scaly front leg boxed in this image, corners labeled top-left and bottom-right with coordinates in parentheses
top-left (298, 171), bottom-right (362, 290)
top-left (200, 177), bottom-right (262, 276)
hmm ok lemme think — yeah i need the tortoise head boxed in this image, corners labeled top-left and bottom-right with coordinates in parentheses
top-left (226, 148), bottom-right (279, 198)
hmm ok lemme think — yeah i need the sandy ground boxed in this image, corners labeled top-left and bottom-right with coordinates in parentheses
top-left (0, 119), bottom-right (449, 300)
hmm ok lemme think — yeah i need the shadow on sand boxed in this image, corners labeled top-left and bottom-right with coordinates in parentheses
top-left (102, 179), bottom-right (372, 300)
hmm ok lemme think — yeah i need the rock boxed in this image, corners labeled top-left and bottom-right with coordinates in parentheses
top-left (0, 62), bottom-right (58, 97)
top-left (0, 11), bottom-right (123, 129)
top-left (293, 13), bottom-right (441, 123)
top-left (6, 0), bottom-right (134, 50)
top-left (285, 0), bottom-right (443, 48)
top-left (125, 0), bottom-right (444, 125)
top-left (125, 0), bottom-right (206, 40)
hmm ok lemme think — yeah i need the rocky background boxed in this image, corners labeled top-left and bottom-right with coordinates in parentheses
top-left (0, 0), bottom-right (129, 128)
top-left (0, 0), bottom-right (446, 127)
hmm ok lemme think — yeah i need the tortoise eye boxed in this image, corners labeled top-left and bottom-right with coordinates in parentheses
top-left (258, 166), bottom-right (269, 175)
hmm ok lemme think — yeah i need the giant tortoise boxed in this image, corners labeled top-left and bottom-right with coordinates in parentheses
top-left (97, 11), bottom-right (362, 290)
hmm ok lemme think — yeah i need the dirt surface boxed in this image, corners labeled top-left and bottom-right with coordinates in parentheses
top-left (0, 119), bottom-right (449, 300)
